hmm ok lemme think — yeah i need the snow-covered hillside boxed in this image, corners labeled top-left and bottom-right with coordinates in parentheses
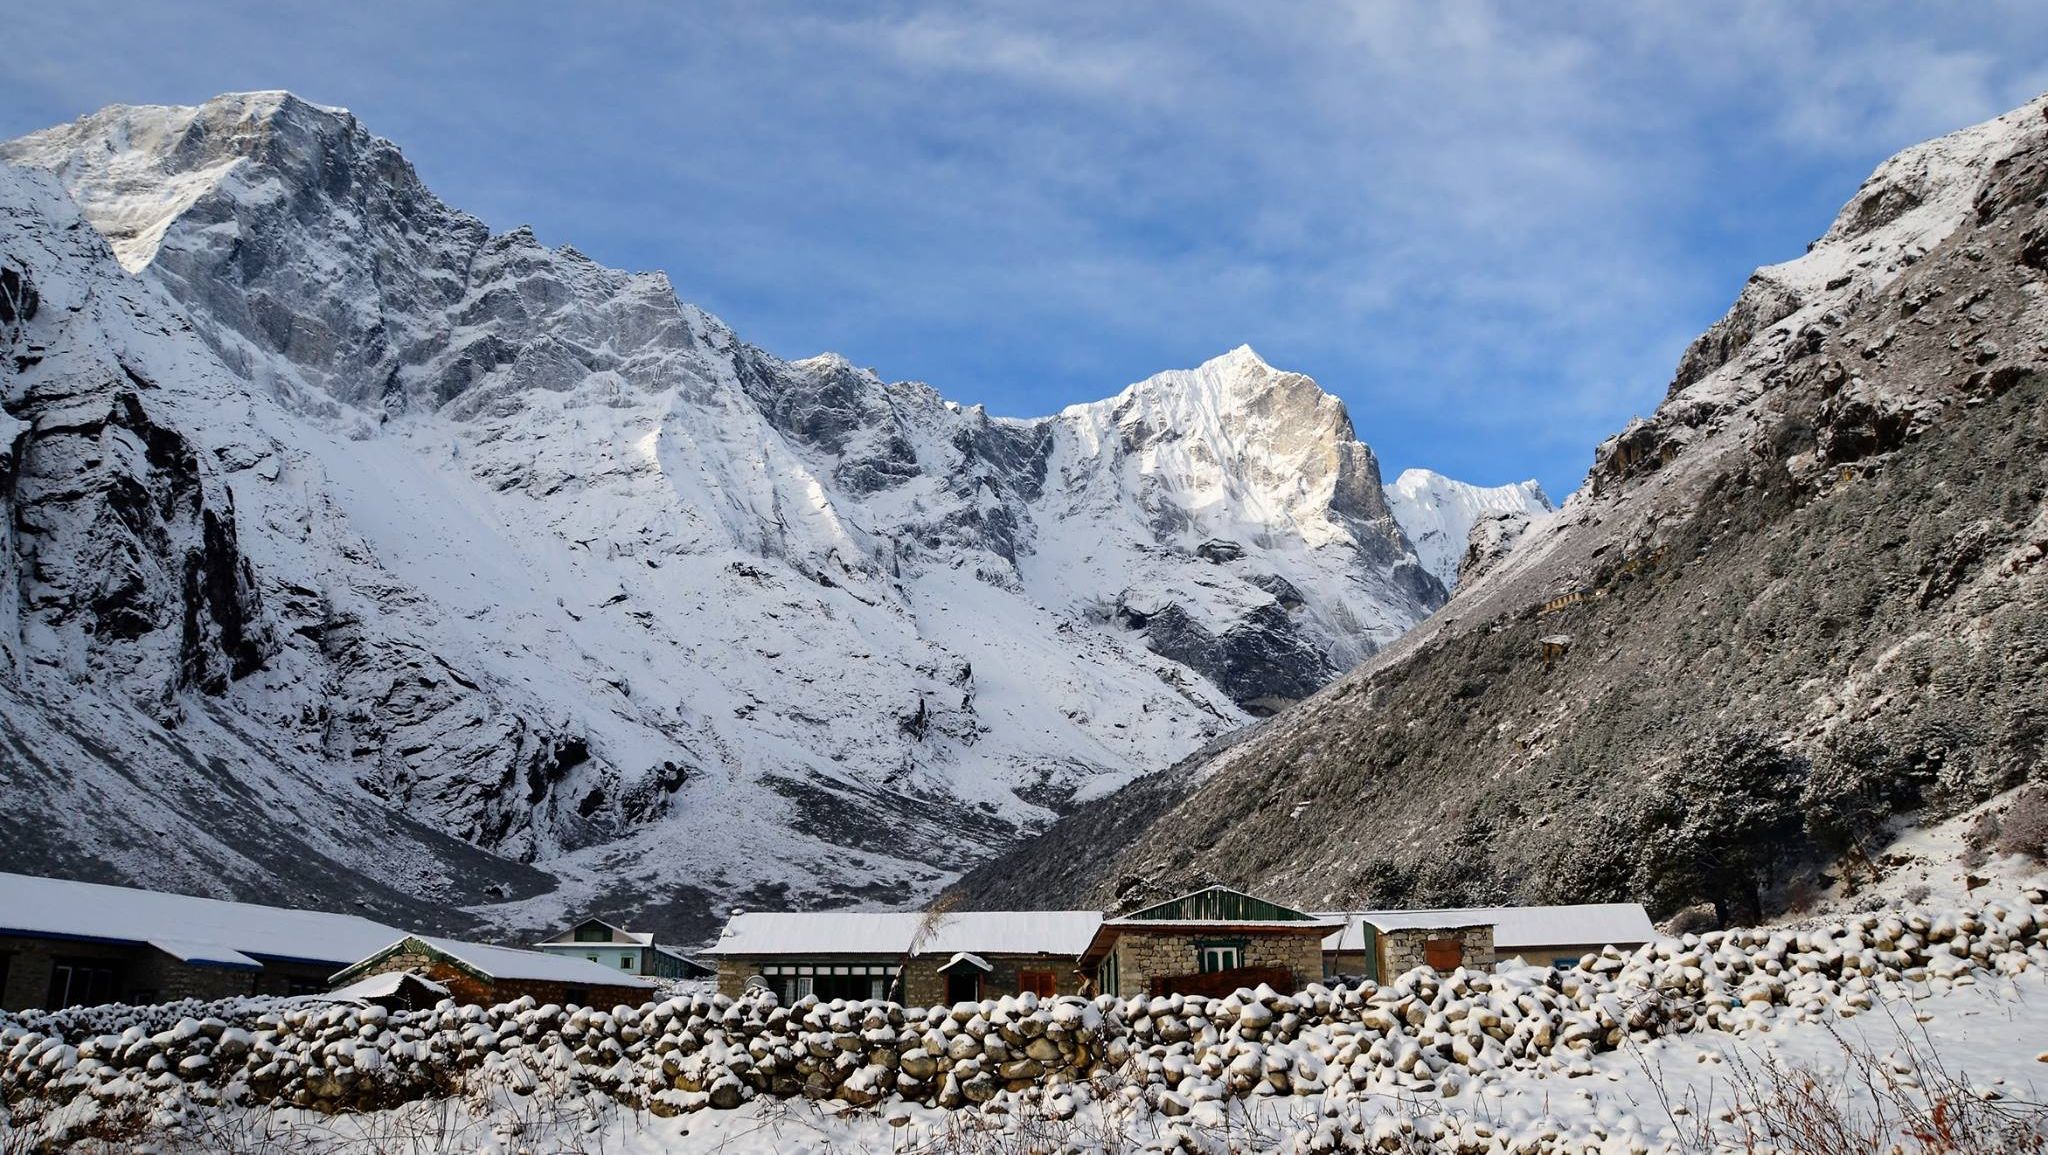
top-left (0, 92), bottom-right (1486, 939)
top-left (1382, 468), bottom-right (1550, 591)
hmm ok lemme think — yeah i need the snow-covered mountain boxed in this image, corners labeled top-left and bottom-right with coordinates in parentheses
top-left (1381, 469), bottom-right (1551, 591)
top-left (953, 92), bottom-right (2048, 923)
top-left (0, 92), bottom-right (1480, 940)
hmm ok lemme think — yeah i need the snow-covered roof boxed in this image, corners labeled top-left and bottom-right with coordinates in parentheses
top-left (410, 936), bottom-right (660, 987)
top-left (703, 911), bottom-right (1103, 959)
top-left (533, 917), bottom-right (654, 948)
top-left (0, 871), bottom-right (406, 968)
top-left (329, 971), bottom-right (450, 1001)
top-left (938, 952), bottom-right (991, 973)
top-left (1320, 905), bottom-right (1657, 952)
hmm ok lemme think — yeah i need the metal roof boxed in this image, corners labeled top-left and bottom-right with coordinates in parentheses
top-left (334, 935), bottom-right (661, 988)
top-left (533, 917), bottom-right (654, 948)
top-left (0, 871), bottom-right (406, 969)
top-left (703, 910), bottom-right (1103, 959)
top-left (1319, 904), bottom-right (1657, 952)
top-left (1115, 885), bottom-right (1319, 924)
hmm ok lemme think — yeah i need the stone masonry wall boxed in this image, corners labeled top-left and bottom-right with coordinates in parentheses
top-left (1110, 928), bottom-right (1326, 997)
top-left (0, 938), bottom-right (255, 1012)
top-left (1380, 926), bottom-right (1496, 976)
top-left (9, 899), bottom-right (2045, 1139)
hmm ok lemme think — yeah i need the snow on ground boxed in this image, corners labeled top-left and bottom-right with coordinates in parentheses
top-left (26, 970), bottom-right (2040, 1154)
top-left (1783, 785), bottom-right (2048, 929)
top-left (8, 897), bottom-right (2048, 1153)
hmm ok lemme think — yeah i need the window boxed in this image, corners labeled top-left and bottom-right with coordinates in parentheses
top-left (1197, 946), bottom-right (1242, 974)
top-left (574, 925), bottom-right (611, 943)
top-left (46, 958), bottom-right (122, 1009)
top-left (1424, 938), bottom-right (1464, 970)
top-left (1018, 970), bottom-right (1056, 997)
top-left (587, 954), bottom-right (600, 963)
top-left (1096, 952), bottom-right (1119, 998)
top-left (763, 963), bottom-right (896, 1004)
top-left (618, 956), bottom-right (633, 969)
top-left (945, 970), bottom-right (981, 1005)
top-left (810, 972), bottom-right (878, 1002)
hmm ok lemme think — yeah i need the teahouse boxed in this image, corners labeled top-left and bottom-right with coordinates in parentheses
top-left (532, 917), bottom-right (714, 981)
top-left (703, 910), bottom-right (1102, 1004)
top-left (1079, 886), bottom-right (1339, 997)
top-left (1319, 903), bottom-right (1658, 980)
top-left (0, 872), bottom-right (405, 1011)
top-left (329, 935), bottom-right (660, 1008)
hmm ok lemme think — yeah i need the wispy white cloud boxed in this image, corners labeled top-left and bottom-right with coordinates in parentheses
top-left (2, 1), bottom-right (2043, 495)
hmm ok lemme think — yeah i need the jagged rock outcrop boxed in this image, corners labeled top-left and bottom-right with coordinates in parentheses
top-left (954, 94), bottom-right (2048, 923)
top-left (0, 92), bottom-right (1488, 937)
top-left (1456, 509), bottom-right (1537, 588)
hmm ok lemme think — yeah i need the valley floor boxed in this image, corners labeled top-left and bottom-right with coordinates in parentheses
top-left (15, 969), bottom-right (2044, 1155)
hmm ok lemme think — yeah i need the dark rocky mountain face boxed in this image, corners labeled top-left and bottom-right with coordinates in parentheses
top-left (953, 96), bottom-right (2048, 926)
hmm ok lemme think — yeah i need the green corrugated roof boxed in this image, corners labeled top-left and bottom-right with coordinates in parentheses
top-left (1119, 885), bottom-right (1315, 923)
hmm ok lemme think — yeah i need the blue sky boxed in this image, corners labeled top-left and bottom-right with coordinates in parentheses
top-left (6, 3), bottom-right (2046, 498)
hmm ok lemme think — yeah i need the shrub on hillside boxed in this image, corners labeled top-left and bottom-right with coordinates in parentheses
top-left (1996, 785), bottom-right (2048, 863)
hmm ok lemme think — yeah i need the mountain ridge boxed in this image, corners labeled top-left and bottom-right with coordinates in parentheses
top-left (0, 91), bottom-right (1502, 940)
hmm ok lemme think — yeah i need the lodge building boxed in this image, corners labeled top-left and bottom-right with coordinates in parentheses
top-left (704, 886), bottom-right (1658, 1003)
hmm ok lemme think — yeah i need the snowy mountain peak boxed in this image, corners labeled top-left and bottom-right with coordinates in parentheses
top-left (2, 92), bottom-right (376, 274)
top-left (1382, 468), bottom-right (1552, 591)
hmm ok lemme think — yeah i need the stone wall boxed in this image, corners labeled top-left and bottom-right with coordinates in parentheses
top-left (902, 954), bottom-right (1080, 1007)
top-left (11, 899), bottom-right (2045, 1138)
top-left (1323, 950), bottom-right (1370, 980)
top-left (1108, 927), bottom-right (1325, 997)
top-left (126, 953), bottom-right (259, 1005)
top-left (0, 937), bottom-right (258, 1012)
top-left (1379, 925), bottom-right (1496, 975)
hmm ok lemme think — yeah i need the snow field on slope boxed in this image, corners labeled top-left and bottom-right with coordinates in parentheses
top-left (6, 896), bottom-right (2047, 1152)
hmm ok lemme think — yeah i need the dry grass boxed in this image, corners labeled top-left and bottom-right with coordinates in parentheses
top-left (1641, 1010), bottom-right (2048, 1155)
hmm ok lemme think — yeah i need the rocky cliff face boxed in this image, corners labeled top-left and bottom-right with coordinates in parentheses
top-left (0, 92), bottom-right (1473, 939)
top-left (953, 95), bottom-right (2048, 925)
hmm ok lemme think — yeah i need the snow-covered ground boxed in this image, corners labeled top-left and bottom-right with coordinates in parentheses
top-left (1788, 785), bottom-right (2048, 927)
top-left (8, 897), bottom-right (2046, 1153)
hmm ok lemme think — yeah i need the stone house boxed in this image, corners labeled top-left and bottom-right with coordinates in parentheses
top-left (702, 910), bottom-right (1103, 1005)
top-left (0, 871), bottom-right (405, 1012)
top-left (329, 935), bottom-right (660, 1009)
top-left (1078, 886), bottom-right (1339, 998)
top-left (532, 917), bottom-right (714, 981)
top-left (1320, 903), bottom-right (1656, 981)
